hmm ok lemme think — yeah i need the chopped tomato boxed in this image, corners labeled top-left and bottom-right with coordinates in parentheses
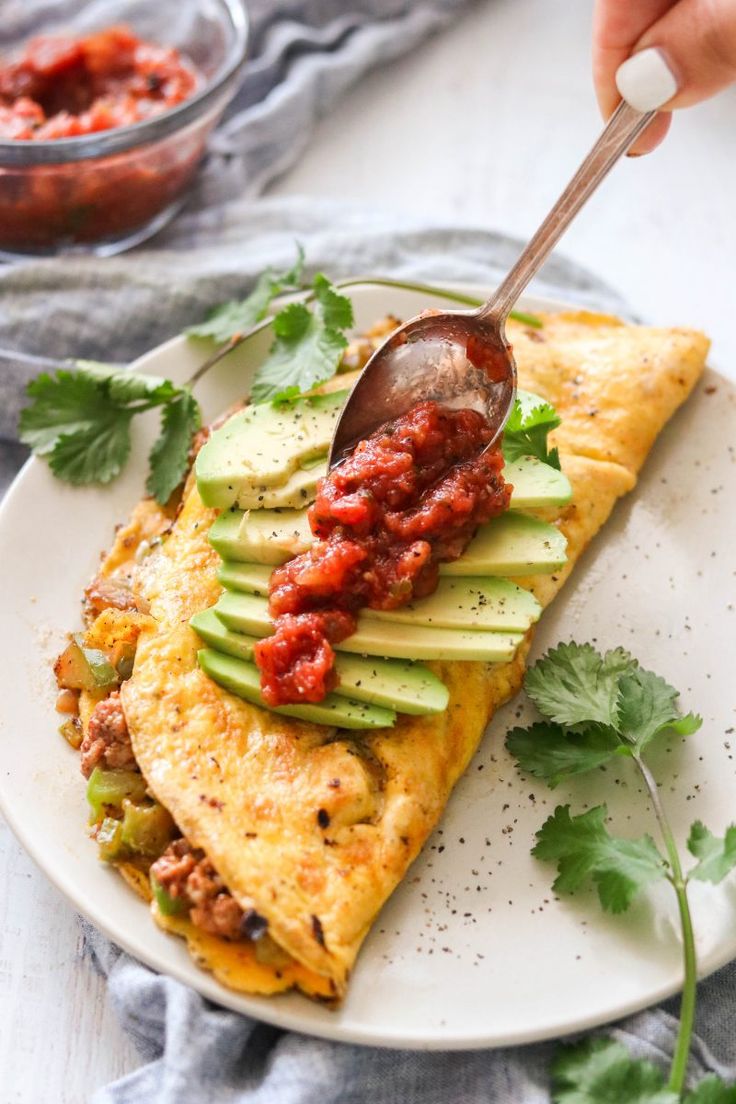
top-left (0, 26), bottom-right (200, 140)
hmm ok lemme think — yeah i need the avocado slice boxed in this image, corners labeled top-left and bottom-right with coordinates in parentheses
top-left (218, 561), bottom-right (274, 595)
top-left (214, 592), bottom-right (524, 663)
top-left (236, 463), bottom-right (326, 511)
top-left (503, 456), bottom-right (572, 509)
top-left (196, 392), bottom-right (346, 509)
top-left (239, 508), bottom-right (312, 564)
top-left (197, 649), bottom-right (396, 730)
top-left (442, 513), bottom-right (567, 576)
top-left (214, 509), bottom-right (567, 577)
top-left (364, 577), bottom-right (540, 632)
top-left (191, 608), bottom-right (449, 715)
top-left (217, 567), bottom-right (539, 634)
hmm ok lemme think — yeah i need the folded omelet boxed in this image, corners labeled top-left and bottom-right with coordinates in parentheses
top-left (84, 310), bottom-right (708, 1002)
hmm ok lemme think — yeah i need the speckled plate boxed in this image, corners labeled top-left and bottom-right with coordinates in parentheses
top-left (1, 283), bottom-right (734, 1050)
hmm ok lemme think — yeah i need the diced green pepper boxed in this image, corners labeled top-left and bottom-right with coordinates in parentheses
top-left (96, 817), bottom-right (126, 862)
top-left (150, 873), bottom-right (188, 917)
top-left (120, 800), bottom-right (175, 858)
top-left (86, 767), bottom-right (148, 821)
top-left (54, 634), bottom-right (119, 692)
top-left (59, 717), bottom-right (83, 750)
top-left (254, 934), bottom-right (290, 969)
top-left (113, 641), bottom-right (136, 682)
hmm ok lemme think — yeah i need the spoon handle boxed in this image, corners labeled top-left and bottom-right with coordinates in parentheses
top-left (477, 100), bottom-right (654, 326)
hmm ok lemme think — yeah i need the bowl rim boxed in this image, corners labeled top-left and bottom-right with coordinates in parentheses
top-left (0, 0), bottom-right (249, 166)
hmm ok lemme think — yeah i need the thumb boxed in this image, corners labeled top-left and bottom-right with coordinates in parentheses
top-left (636, 0), bottom-right (736, 107)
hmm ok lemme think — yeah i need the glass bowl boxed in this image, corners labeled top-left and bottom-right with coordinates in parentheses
top-left (0, 0), bottom-right (248, 259)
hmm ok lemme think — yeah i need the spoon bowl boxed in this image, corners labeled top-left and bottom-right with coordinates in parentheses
top-left (328, 310), bottom-right (516, 466)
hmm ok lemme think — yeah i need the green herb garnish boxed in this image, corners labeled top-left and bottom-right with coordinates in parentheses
top-left (250, 273), bottom-right (354, 404)
top-left (186, 246), bottom-right (305, 344)
top-left (19, 362), bottom-right (200, 505)
top-left (503, 390), bottom-right (561, 469)
top-left (506, 643), bottom-right (736, 1101)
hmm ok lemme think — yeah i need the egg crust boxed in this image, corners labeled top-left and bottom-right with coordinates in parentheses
top-left (115, 310), bottom-right (708, 1001)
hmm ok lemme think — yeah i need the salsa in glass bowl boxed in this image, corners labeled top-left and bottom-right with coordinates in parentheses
top-left (0, 0), bottom-right (248, 258)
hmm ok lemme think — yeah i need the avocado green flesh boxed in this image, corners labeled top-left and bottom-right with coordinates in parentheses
top-left (218, 561), bottom-right (282, 595)
top-left (365, 576), bottom-right (540, 632)
top-left (190, 609), bottom-right (449, 715)
top-left (502, 456), bottom-right (572, 508)
top-left (195, 391), bottom-right (347, 509)
top-left (197, 649), bottom-right (396, 729)
top-left (441, 513), bottom-right (567, 576)
top-left (235, 464), bottom-right (325, 512)
top-left (238, 507), bottom-right (312, 563)
top-left (214, 592), bottom-right (524, 663)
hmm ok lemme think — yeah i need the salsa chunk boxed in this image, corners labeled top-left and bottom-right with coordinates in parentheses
top-left (0, 26), bottom-right (200, 141)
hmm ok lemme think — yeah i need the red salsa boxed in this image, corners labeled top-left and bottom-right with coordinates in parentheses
top-left (254, 402), bottom-right (512, 707)
top-left (0, 26), bottom-right (200, 140)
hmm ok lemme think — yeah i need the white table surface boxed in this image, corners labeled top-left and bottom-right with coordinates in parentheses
top-left (3, 0), bottom-right (734, 1099)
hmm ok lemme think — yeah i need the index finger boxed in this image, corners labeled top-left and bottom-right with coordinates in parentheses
top-left (593, 0), bottom-right (676, 152)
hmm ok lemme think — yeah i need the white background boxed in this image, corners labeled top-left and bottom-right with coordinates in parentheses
top-left (2, 0), bottom-right (734, 1098)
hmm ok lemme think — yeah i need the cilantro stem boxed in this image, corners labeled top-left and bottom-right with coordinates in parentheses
top-left (335, 277), bottom-right (544, 326)
top-left (184, 277), bottom-right (545, 390)
top-left (635, 753), bottom-right (698, 1096)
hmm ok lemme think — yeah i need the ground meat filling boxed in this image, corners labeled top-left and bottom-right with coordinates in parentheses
top-left (151, 839), bottom-right (267, 943)
top-left (80, 691), bottom-right (136, 778)
top-left (254, 401), bottom-right (511, 706)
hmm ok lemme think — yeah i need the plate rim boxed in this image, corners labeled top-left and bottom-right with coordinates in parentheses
top-left (1, 283), bottom-right (731, 1051)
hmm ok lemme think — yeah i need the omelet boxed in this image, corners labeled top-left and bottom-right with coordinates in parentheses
top-left (83, 310), bottom-right (708, 1003)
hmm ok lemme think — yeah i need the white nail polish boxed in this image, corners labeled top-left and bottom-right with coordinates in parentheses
top-left (615, 48), bottom-right (678, 112)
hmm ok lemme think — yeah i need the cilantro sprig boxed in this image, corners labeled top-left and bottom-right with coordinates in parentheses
top-left (19, 363), bottom-right (200, 505)
top-left (503, 389), bottom-right (561, 469)
top-left (250, 273), bottom-right (354, 404)
top-left (506, 643), bottom-right (736, 1101)
top-left (186, 247), bottom-right (305, 344)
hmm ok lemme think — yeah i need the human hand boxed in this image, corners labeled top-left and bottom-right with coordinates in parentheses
top-left (593, 0), bottom-right (736, 153)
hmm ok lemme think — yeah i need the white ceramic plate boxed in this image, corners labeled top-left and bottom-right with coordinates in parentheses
top-left (1, 283), bottom-right (734, 1051)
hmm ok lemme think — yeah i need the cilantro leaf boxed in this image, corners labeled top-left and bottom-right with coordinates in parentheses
top-left (251, 273), bottom-right (354, 404)
top-left (533, 804), bottom-right (667, 912)
top-left (503, 390), bottom-right (561, 469)
top-left (525, 642), bottom-right (634, 730)
top-left (187, 246), bottom-right (305, 344)
top-left (684, 1076), bottom-right (736, 1103)
top-left (687, 822), bottom-right (736, 885)
top-left (506, 721), bottom-right (626, 789)
top-left (20, 364), bottom-right (201, 503)
top-left (313, 272), bottom-right (353, 330)
top-left (618, 667), bottom-right (702, 753)
top-left (146, 390), bottom-right (200, 504)
top-left (19, 370), bottom-right (117, 455)
top-left (48, 412), bottom-right (133, 486)
top-left (552, 1037), bottom-right (678, 1104)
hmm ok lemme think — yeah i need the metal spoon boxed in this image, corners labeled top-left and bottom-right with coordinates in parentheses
top-left (329, 53), bottom-right (676, 467)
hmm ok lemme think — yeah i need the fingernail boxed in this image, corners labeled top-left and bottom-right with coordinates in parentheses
top-left (615, 47), bottom-right (679, 112)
